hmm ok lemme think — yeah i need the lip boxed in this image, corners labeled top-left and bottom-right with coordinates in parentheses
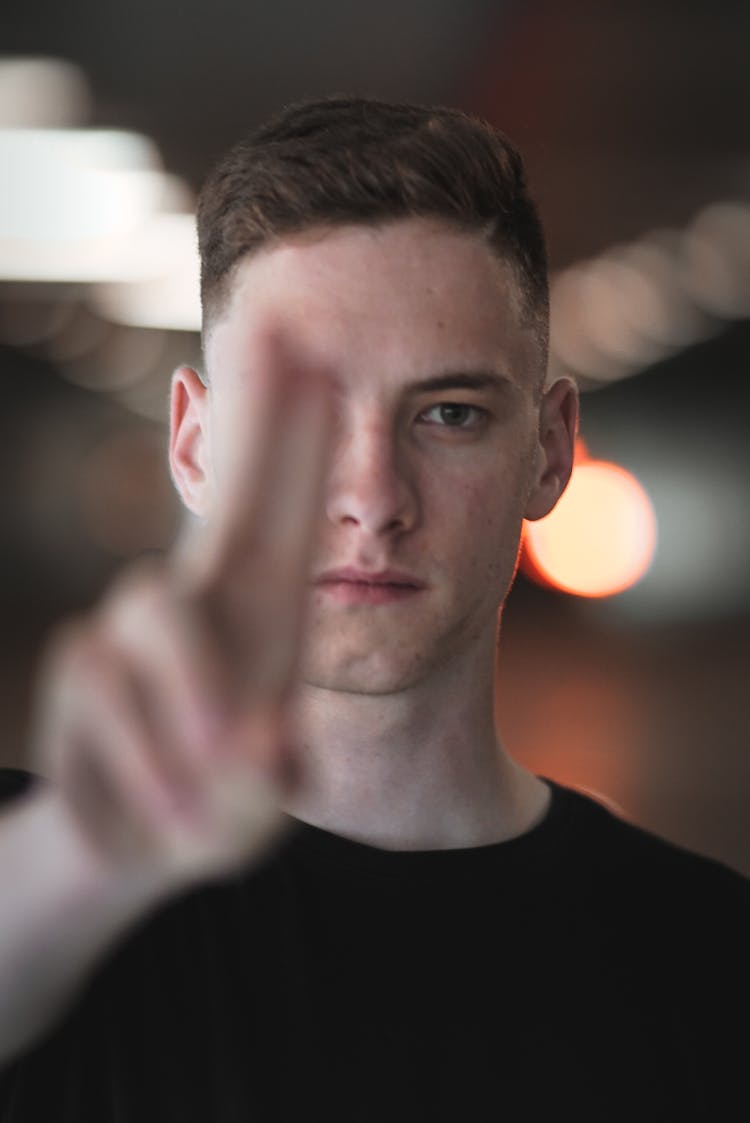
top-left (314, 566), bottom-right (426, 588)
top-left (313, 566), bottom-right (427, 605)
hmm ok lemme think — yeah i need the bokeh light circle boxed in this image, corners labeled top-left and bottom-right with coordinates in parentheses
top-left (522, 457), bottom-right (657, 598)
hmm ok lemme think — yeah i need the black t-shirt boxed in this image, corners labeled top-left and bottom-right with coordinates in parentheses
top-left (0, 767), bottom-right (747, 1121)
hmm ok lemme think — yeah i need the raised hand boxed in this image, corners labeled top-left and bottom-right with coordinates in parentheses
top-left (31, 332), bottom-right (336, 889)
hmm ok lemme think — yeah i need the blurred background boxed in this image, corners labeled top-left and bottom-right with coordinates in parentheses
top-left (1, 0), bottom-right (749, 873)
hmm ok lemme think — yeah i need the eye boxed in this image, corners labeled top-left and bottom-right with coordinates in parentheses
top-left (420, 403), bottom-right (488, 429)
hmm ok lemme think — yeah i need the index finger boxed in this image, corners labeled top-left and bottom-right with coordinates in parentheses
top-left (174, 327), bottom-right (337, 618)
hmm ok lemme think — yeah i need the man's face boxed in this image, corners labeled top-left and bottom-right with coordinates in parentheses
top-left (198, 218), bottom-right (571, 696)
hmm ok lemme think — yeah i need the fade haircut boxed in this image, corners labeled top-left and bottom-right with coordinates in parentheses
top-left (197, 95), bottom-right (549, 370)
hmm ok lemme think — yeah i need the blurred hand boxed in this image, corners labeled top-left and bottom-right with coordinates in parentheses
top-left (31, 335), bottom-right (335, 890)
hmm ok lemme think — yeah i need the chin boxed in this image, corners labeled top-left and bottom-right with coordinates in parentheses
top-left (299, 649), bottom-right (431, 696)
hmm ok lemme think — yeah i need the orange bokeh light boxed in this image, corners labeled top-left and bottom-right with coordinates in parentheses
top-left (521, 442), bottom-right (657, 598)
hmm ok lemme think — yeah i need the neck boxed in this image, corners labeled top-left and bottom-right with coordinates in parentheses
top-left (281, 638), bottom-right (549, 851)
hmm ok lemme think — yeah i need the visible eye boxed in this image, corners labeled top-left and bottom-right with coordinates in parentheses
top-left (420, 403), bottom-right (488, 429)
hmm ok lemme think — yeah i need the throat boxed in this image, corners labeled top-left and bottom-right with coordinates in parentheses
top-left (282, 745), bottom-right (550, 852)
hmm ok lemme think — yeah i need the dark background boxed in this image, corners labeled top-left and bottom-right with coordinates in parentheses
top-left (2, 0), bottom-right (749, 873)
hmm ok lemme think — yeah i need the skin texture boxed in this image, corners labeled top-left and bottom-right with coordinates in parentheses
top-left (171, 218), bottom-right (578, 849)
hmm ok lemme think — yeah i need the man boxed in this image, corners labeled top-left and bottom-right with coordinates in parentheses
top-left (0, 96), bottom-right (746, 1121)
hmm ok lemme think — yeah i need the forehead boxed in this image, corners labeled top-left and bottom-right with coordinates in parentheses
top-left (206, 218), bottom-right (538, 390)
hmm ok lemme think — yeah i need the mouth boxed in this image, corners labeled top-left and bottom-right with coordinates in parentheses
top-left (313, 567), bottom-right (426, 605)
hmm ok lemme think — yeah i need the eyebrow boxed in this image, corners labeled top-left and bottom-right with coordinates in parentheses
top-left (404, 371), bottom-right (514, 396)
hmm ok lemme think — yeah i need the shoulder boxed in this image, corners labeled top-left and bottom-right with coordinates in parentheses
top-left (547, 779), bottom-right (749, 915)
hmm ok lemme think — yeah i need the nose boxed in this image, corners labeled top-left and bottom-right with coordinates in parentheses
top-left (324, 419), bottom-right (419, 537)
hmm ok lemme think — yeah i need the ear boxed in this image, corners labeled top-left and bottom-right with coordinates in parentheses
top-left (524, 377), bottom-right (579, 522)
top-left (169, 366), bottom-right (212, 517)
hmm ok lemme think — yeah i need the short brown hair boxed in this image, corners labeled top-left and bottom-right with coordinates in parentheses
top-left (197, 95), bottom-right (549, 362)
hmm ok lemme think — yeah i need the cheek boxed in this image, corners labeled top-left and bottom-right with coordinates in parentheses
top-left (441, 471), bottom-right (528, 579)
top-left (442, 463), bottom-right (529, 532)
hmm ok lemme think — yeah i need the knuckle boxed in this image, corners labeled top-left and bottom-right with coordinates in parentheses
top-left (102, 572), bottom-right (178, 651)
top-left (103, 557), bottom-right (168, 616)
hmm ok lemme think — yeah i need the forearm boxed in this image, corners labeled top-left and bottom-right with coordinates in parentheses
top-left (0, 787), bottom-right (168, 1065)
